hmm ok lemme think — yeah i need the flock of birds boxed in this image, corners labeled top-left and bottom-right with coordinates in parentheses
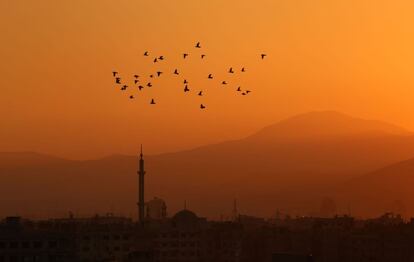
top-left (112, 42), bottom-right (266, 110)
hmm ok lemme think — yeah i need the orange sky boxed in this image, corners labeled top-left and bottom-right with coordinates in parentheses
top-left (1, 0), bottom-right (414, 159)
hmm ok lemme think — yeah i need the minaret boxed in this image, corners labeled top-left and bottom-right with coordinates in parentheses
top-left (137, 145), bottom-right (146, 223)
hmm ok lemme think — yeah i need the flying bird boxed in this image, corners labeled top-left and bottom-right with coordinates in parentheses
top-left (174, 69), bottom-right (179, 75)
top-left (159, 56), bottom-right (164, 60)
top-left (246, 90), bottom-right (251, 94)
top-left (138, 85), bottom-right (144, 90)
top-left (195, 42), bottom-right (201, 48)
top-left (121, 85), bottom-right (128, 91)
top-left (241, 67), bottom-right (245, 72)
top-left (198, 91), bottom-right (203, 96)
top-left (184, 79), bottom-right (188, 84)
top-left (261, 54), bottom-right (267, 59)
top-left (157, 71), bottom-right (163, 77)
top-left (184, 85), bottom-right (190, 92)
top-left (222, 81), bottom-right (227, 85)
top-left (153, 58), bottom-right (158, 63)
top-left (129, 95), bottom-right (134, 99)
top-left (201, 54), bottom-right (206, 59)
top-left (229, 67), bottom-right (234, 73)
top-left (144, 51), bottom-right (149, 56)
top-left (134, 75), bottom-right (139, 78)
top-left (134, 80), bottom-right (139, 84)
top-left (115, 77), bottom-right (121, 84)
top-left (208, 74), bottom-right (213, 79)
top-left (242, 92), bottom-right (246, 95)
top-left (150, 99), bottom-right (156, 104)
top-left (200, 104), bottom-right (206, 109)
top-left (237, 87), bottom-right (241, 92)
top-left (149, 74), bottom-right (154, 78)
top-left (112, 71), bottom-right (118, 77)
top-left (147, 82), bottom-right (152, 87)
top-left (183, 53), bottom-right (189, 59)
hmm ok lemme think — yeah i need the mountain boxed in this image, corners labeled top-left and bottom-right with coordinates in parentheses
top-left (334, 157), bottom-right (414, 218)
top-left (2, 111), bottom-right (414, 219)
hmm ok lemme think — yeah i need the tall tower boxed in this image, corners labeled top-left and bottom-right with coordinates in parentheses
top-left (137, 145), bottom-right (146, 223)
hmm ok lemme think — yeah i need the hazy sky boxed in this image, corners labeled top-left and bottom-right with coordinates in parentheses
top-left (1, 0), bottom-right (414, 159)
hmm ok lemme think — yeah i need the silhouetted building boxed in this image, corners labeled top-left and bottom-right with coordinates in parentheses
top-left (138, 145), bottom-right (146, 224)
top-left (146, 197), bottom-right (167, 221)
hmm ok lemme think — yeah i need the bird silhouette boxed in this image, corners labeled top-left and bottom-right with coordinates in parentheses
top-left (134, 75), bottom-right (139, 78)
top-left (261, 54), bottom-right (267, 59)
top-left (150, 99), bottom-right (156, 104)
top-left (184, 85), bottom-right (190, 92)
top-left (184, 79), bottom-right (188, 84)
top-left (153, 58), bottom-right (158, 63)
top-left (138, 85), bottom-right (144, 90)
top-left (144, 51), bottom-right (149, 56)
top-left (208, 74), bottom-right (213, 79)
top-left (174, 69), bottom-right (179, 75)
top-left (183, 53), bottom-right (189, 59)
top-left (147, 82), bottom-right (152, 87)
top-left (157, 71), bottom-right (162, 77)
top-left (134, 79), bottom-right (139, 84)
top-left (222, 81), bottom-right (227, 85)
top-left (115, 77), bottom-right (121, 84)
top-left (195, 42), bottom-right (201, 48)
top-left (129, 95), bottom-right (134, 99)
top-left (229, 67), bottom-right (234, 73)
top-left (200, 104), bottom-right (206, 109)
top-left (121, 85), bottom-right (128, 91)
top-left (241, 67), bottom-right (245, 72)
top-left (201, 54), bottom-right (206, 59)
top-left (159, 56), bottom-right (164, 60)
top-left (246, 90), bottom-right (251, 94)
top-left (198, 91), bottom-right (203, 96)
top-left (112, 71), bottom-right (118, 77)
top-left (242, 92), bottom-right (246, 95)
top-left (149, 74), bottom-right (154, 78)
top-left (237, 87), bottom-right (241, 92)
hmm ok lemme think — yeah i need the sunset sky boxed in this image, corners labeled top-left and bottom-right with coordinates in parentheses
top-left (1, 0), bottom-right (414, 159)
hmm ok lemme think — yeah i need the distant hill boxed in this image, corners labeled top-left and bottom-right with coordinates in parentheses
top-left (2, 111), bottom-right (414, 219)
top-left (334, 157), bottom-right (414, 218)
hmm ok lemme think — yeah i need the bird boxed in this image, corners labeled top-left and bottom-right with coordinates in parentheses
top-left (159, 56), bottom-right (164, 60)
top-left (147, 82), bottom-right (152, 87)
top-left (261, 54), bottom-right (267, 59)
top-left (149, 74), bottom-right (154, 78)
top-left (229, 67), bottom-right (234, 73)
top-left (144, 51), bottom-right (149, 56)
top-left (129, 95), bottom-right (134, 99)
top-left (222, 81), bottom-right (227, 85)
top-left (121, 85), bottom-right (127, 91)
top-left (115, 77), bottom-right (121, 84)
top-left (198, 91), bottom-right (203, 96)
top-left (237, 87), bottom-right (241, 92)
top-left (246, 90), bottom-right (251, 94)
top-left (184, 79), bottom-right (188, 84)
top-left (134, 80), bottom-right (139, 84)
top-left (195, 42), bottom-right (201, 48)
top-left (241, 67), bottom-right (245, 72)
top-left (242, 92), bottom-right (246, 95)
top-left (134, 75), bottom-right (139, 78)
top-left (112, 71), bottom-right (118, 77)
top-left (201, 54), bottom-right (206, 59)
top-left (150, 99), bottom-right (156, 104)
top-left (138, 85), bottom-right (144, 90)
top-left (174, 69), bottom-right (179, 75)
top-left (208, 74), bottom-right (213, 79)
top-left (183, 53), bottom-right (189, 59)
top-left (153, 58), bottom-right (158, 63)
top-left (157, 71), bottom-right (162, 77)
top-left (200, 104), bottom-right (206, 109)
top-left (184, 85), bottom-right (190, 92)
